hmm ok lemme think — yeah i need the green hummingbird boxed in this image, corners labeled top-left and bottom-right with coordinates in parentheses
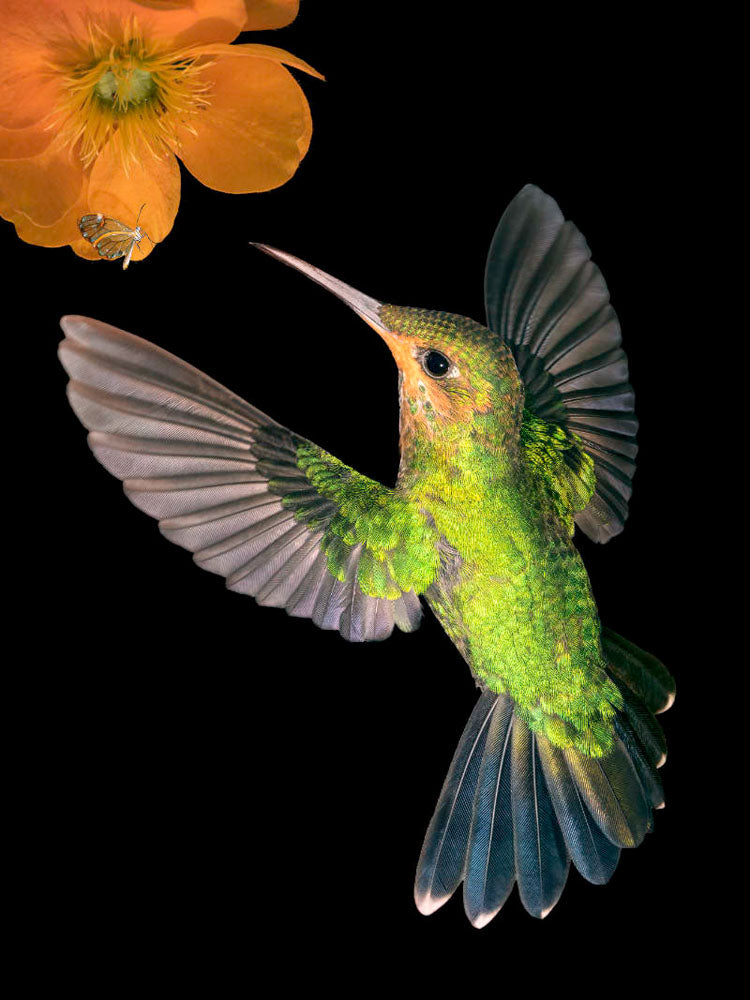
top-left (58, 185), bottom-right (674, 925)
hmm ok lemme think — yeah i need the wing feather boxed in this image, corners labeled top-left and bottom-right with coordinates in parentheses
top-left (486, 185), bottom-right (637, 542)
top-left (59, 316), bottom-right (431, 641)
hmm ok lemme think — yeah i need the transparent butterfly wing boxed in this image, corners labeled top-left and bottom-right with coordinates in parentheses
top-left (77, 214), bottom-right (141, 268)
top-left (94, 232), bottom-right (137, 262)
top-left (78, 213), bottom-right (109, 242)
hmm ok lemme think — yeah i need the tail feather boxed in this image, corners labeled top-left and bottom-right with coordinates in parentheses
top-left (612, 675), bottom-right (668, 767)
top-left (602, 628), bottom-right (675, 714)
top-left (511, 725), bottom-right (570, 918)
top-left (462, 697), bottom-right (515, 926)
top-left (614, 716), bottom-right (664, 810)
top-left (414, 690), bottom-right (498, 915)
top-left (536, 738), bottom-right (621, 885)
top-left (415, 635), bottom-right (673, 924)
top-left (562, 737), bottom-right (650, 848)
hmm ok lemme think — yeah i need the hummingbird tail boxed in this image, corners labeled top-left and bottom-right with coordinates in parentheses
top-left (414, 633), bottom-right (674, 926)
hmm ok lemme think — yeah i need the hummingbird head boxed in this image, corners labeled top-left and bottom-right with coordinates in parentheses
top-left (373, 303), bottom-right (522, 435)
top-left (253, 245), bottom-right (524, 450)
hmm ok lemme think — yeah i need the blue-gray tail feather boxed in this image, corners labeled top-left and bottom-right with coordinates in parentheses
top-left (511, 722), bottom-right (570, 918)
top-left (415, 641), bottom-right (672, 925)
top-left (414, 690), bottom-right (498, 911)
top-left (462, 697), bottom-right (515, 925)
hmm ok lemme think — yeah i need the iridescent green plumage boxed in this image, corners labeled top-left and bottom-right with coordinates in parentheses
top-left (288, 442), bottom-right (440, 596)
top-left (58, 184), bottom-right (674, 925)
top-left (275, 302), bottom-right (623, 756)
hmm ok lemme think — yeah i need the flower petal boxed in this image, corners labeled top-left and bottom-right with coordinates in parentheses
top-left (0, 0), bottom-right (67, 128)
top-left (130, 0), bottom-right (248, 45)
top-left (196, 42), bottom-right (324, 79)
top-left (0, 124), bottom-right (54, 160)
top-left (87, 134), bottom-right (181, 258)
top-left (174, 55), bottom-right (310, 193)
top-left (71, 237), bottom-right (107, 261)
top-left (10, 188), bottom-right (90, 248)
top-left (242, 1), bottom-right (299, 31)
top-left (0, 140), bottom-right (84, 226)
top-left (297, 92), bottom-right (312, 158)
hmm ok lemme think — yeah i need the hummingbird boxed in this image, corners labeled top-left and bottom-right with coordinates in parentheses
top-left (58, 185), bottom-right (674, 925)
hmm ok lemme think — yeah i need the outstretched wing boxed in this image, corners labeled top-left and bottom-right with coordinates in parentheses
top-left (485, 185), bottom-right (637, 543)
top-left (58, 316), bottom-right (437, 641)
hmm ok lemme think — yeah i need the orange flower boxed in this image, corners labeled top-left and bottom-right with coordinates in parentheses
top-left (0, 0), bottom-right (320, 261)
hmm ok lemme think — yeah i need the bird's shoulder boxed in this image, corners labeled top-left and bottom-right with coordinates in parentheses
top-left (296, 442), bottom-right (441, 596)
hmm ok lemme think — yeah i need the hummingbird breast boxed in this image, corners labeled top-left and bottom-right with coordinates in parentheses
top-left (401, 438), bottom-right (618, 752)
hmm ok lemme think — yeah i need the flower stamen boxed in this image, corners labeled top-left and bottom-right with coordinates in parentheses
top-left (50, 17), bottom-right (213, 169)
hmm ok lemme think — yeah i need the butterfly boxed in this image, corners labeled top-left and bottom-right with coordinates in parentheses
top-left (77, 203), bottom-right (155, 270)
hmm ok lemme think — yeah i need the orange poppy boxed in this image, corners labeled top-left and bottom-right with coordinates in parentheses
top-left (0, 0), bottom-right (320, 262)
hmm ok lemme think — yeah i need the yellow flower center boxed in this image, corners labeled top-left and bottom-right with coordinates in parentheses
top-left (94, 66), bottom-right (157, 107)
top-left (52, 19), bottom-right (211, 169)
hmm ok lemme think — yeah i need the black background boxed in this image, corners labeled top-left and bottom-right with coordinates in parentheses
top-left (7, 3), bottom-right (705, 986)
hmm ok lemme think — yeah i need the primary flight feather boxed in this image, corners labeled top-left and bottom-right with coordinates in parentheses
top-left (58, 185), bottom-right (674, 924)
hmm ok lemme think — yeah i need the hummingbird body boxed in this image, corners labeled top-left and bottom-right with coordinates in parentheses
top-left (388, 305), bottom-right (618, 755)
top-left (415, 454), bottom-right (615, 755)
top-left (59, 185), bottom-right (674, 925)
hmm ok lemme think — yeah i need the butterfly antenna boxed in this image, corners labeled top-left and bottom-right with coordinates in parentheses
top-left (135, 203), bottom-right (146, 225)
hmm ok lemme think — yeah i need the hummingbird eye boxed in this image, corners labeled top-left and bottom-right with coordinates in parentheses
top-left (422, 350), bottom-right (451, 378)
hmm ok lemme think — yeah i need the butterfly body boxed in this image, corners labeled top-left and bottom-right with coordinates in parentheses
top-left (77, 210), bottom-right (152, 269)
top-left (59, 186), bottom-right (674, 925)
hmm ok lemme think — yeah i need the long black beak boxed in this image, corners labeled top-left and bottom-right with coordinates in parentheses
top-left (251, 243), bottom-right (389, 334)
